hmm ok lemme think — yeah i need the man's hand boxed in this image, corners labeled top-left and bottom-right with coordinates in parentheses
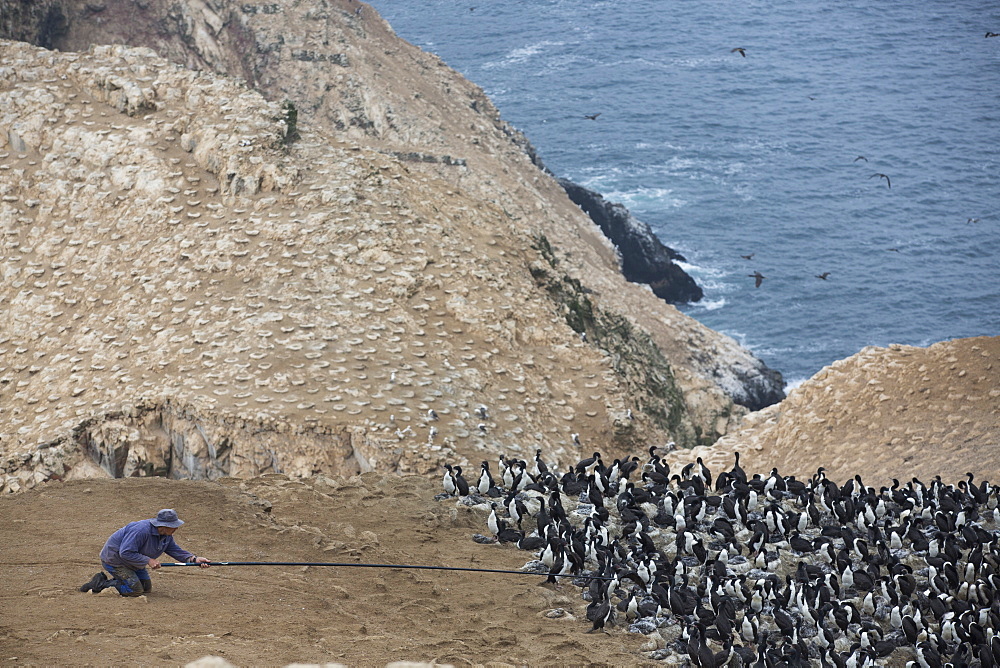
top-left (148, 558), bottom-right (162, 570)
top-left (195, 556), bottom-right (212, 569)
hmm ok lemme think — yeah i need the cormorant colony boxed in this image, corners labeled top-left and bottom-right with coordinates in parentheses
top-left (442, 448), bottom-right (1000, 667)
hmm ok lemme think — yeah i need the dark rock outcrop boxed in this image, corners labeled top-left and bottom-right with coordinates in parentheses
top-left (0, 0), bottom-right (68, 49)
top-left (559, 178), bottom-right (704, 305)
top-left (730, 365), bottom-right (785, 412)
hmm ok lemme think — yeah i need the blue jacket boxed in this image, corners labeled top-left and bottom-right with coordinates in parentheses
top-left (100, 519), bottom-right (196, 570)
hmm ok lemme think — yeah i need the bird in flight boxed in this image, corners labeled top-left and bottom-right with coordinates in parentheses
top-left (584, 113), bottom-right (601, 120)
top-left (740, 253), bottom-right (755, 260)
top-left (854, 156), bottom-right (868, 162)
top-left (816, 272), bottom-right (831, 280)
top-left (870, 173), bottom-right (891, 189)
top-left (986, 32), bottom-right (1000, 38)
top-left (887, 248), bottom-right (900, 253)
top-left (748, 271), bottom-right (765, 288)
top-left (967, 218), bottom-right (981, 224)
top-left (731, 47), bottom-right (747, 57)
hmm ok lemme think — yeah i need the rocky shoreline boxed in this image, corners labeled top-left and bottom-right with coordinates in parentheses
top-left (559, 178), bottom-right (704, 306)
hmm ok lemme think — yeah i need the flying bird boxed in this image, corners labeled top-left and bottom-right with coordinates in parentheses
top-left (887, 248), bottom-right (901, 252)
top-left (986, 32), bottom-right (1000, 38)
top-left (748, 271), bottom-right (766, 288)
top-left (816, 272), bottom-right (831, 280)
top-left (731, 47), bottom-right (747, 57)
top-left (584, 113), bottom-right (602, 120)
top-left (741, 253), bottom-right (755, 260)
top-left (870, 173), bottom-right (891, 189)
top-left (967, 218), bottom-right (980, 224)
top-left (854, 156), bottom-right (868, 162)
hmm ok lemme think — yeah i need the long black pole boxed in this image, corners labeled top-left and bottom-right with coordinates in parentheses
top-left (161, 561), bottom-right (616, 581)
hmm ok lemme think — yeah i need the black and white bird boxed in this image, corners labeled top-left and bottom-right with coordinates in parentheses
top-left (477, 461), bottom-right (497, 496)
top-left (441, 447), bottom-right (1000, 667)
top-left (442, 464), bottom-right (457, 496)
top-left (487, 503), bottom-right (500, 536)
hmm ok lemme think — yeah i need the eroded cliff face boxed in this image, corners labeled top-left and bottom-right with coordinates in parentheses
top-left (0, 1), bottom-right (785, 492)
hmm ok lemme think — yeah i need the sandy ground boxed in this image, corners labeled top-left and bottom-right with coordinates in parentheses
top-left (0, 474), bottom-right (660, 667)
top-left (4, 334), bottom-right (999, 667)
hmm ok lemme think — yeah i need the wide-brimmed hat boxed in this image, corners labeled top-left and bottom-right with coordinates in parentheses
top-left (151, 508), bottom-right (184, 528)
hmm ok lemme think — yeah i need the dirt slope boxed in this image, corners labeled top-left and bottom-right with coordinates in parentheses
top-left (662, 336), bottom-right (1000, 486)
top-left (0, 474), bottom-right (658, 666)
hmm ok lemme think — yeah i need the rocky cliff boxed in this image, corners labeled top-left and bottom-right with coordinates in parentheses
top-left (558, 178), bottom-right (704, 306)
top-left (0, 0), bottom-right (785, 493)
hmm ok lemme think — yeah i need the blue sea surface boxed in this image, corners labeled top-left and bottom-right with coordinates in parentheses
top-left (368, 0), bottom-right (1000, 384)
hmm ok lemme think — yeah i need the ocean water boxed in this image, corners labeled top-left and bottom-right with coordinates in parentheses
top-left (368, 0), bottom-right (1000, 384)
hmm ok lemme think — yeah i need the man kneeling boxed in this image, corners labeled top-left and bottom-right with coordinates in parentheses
top-left (80, 509), bottom-right (211, 596)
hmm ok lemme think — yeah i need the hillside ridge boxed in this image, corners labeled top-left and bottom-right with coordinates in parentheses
top-left (1, 0), bottom-right (781, 493)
